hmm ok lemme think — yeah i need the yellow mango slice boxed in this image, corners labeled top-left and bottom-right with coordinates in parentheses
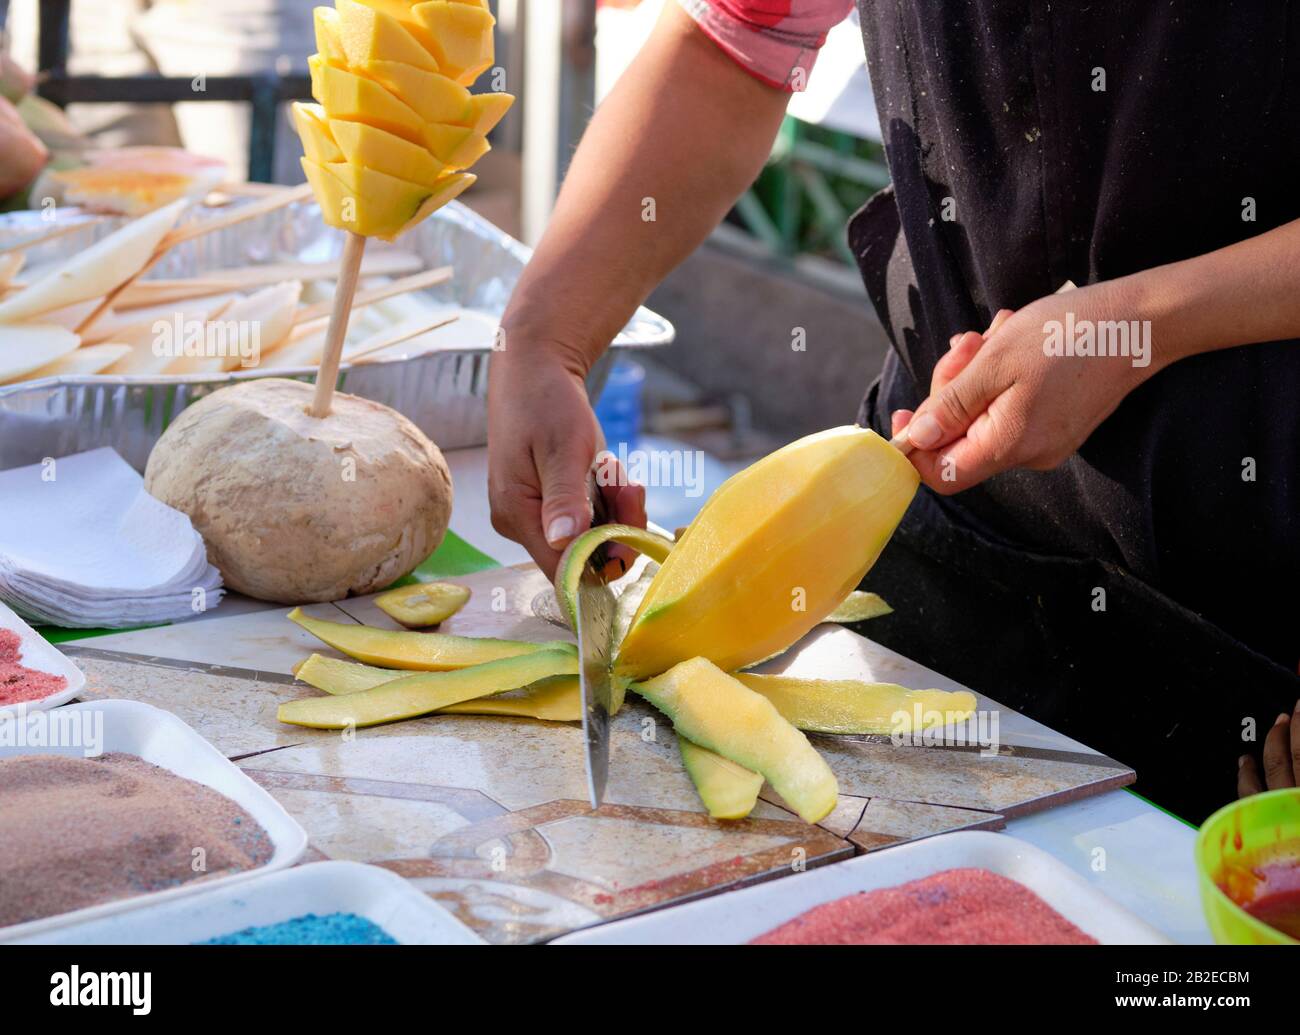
top-left (279, 648), bottom-right (577, 729)
top-left (384, 172), bottom-right (474, 240)
top-left (825, 590), bottom-right (892, 623)
top-left (466, 91), bottom-right (513, 135)
top-left (615, 426), bottom-right (919, 680)
top-left (351, 59), bottom-right (472, 125)
top-left (336, 0), bottom-right (439, 73)
top-left (328, 119), bottom-right (449, 188)
top-left (309, 56), bottom-right (426, 147)
top-left (374, 581), bottom-right (470, 627)
top-left (411, 1), bottom-right (495, 84)
top-left (421, 122), bottom-right (476, 166)
top-left (314, 6), bottom-right (349, 66)
top-left (733, 674), bottom-right (977, 736)
top-left (293, 653), bottom-right (581, 721)
top-left (350, 0), bottom-right (444, 60)
top-left (634, 658), bottom-right (837, 824)
top-left (302, 159), bottom-right (435, 238)
top-left (292, 103), bottom-right (344, 164)
top-left (288, 606), bottom-right (572, 670)
top-left (679, 737), bottom-right (763, 820)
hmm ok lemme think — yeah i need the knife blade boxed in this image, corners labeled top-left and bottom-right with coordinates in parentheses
top-left (575, 555), bottom-right (616, 808)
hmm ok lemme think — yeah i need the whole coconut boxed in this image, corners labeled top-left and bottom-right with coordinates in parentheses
top-left (145, 378), bottom-right (452, 603)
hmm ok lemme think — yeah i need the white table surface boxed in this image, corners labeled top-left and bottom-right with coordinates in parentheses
top-left (65, 445), bottom-right (1212, 944)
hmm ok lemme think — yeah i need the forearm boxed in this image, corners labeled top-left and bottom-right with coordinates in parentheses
top-left (1127, 217), bottom-right (1300, 369)
top-left (499, 2), bottom-right (789, 375)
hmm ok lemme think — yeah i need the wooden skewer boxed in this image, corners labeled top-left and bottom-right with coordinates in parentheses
top-left (293, 264), bottom-right (453, 324)
top-left (0, 216), bottom-right (106, 256)
top-left (347, 315), bottom-right (459, 364)
top-left (310, 231), bottom-right (367, 418)
top-left (112, 250), bottom-right (423, 309)
top-left (75, 182), bottom-right (315, 336)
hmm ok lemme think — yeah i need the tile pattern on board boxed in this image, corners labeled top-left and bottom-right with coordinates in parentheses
top-left (848, 796), bottom-right (1005, 852)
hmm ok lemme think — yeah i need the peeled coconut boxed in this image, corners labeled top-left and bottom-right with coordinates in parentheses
top-left (144, 378), bottom-right (452, 603)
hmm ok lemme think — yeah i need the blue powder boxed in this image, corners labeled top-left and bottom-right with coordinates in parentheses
top-left (202, 912), bottom-right (397, 945)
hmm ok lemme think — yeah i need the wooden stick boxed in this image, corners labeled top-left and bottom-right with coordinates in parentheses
top-left (310, 231), bottom-right (367, 418)
top-left (112, 250), bottom-right (423, 309)
top-left (0, 216), bottom-right (105, 256)
top-left (348, 315), bottom-right (458, 364)
top-left (75, 183), bottom-right (315, 336)
top-left (293, 264), bottom-right (453, 324)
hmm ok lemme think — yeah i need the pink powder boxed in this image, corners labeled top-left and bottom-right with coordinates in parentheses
top-left (0, 628), bottom-right (69, 705)
top-left (751, 867), bottom-right (1098, 945)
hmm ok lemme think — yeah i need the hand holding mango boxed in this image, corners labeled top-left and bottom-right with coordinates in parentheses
top-left (294, 0), bottom-right (513, 241)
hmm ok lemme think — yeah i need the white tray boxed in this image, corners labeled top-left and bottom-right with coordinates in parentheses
top-left (12, 861), bottom-right (484, 945)
top-left (0, 699), bottom-right (308, 942)
top-left (552, 831), bottom-right (1171, 945)
top-left (0, 600), bottom-right (85, 714)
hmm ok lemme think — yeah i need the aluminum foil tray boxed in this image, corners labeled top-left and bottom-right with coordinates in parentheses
top-left (0, 200), bottom-right (673, 471)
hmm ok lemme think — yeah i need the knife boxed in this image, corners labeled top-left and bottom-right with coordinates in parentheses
top-left (575, 557), bottom-right (616, 808)
top-left (574, 464), bottom-right (617, 807)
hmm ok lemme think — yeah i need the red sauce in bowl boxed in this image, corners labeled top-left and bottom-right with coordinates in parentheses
top-left (1217, 840), bottom-right (1300, 941)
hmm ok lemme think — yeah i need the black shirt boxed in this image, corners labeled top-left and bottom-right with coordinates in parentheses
top-left (849, 0), bottom-right (1298, 670)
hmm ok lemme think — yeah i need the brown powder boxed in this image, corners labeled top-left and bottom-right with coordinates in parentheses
top-left (0, 753), bottom-right (274, 928)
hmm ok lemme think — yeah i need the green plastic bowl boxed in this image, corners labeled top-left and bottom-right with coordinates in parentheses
top-left (1196, 788), bottom-right (1300, 945)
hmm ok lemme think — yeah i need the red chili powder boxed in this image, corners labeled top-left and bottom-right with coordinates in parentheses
top-left (751, 867), bottom-right (1098, 945)
top-left (0, 628), bottom-right (69, 705)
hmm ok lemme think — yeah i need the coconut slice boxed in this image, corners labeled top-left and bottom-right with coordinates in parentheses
top-left (0, 198), bottom-right (189, 324)
top-left (12, 343), bottom-right (133, 382)
top-left (0, 253), bottom-right (24, 290)
top-left (103, 295), bottom-right (237, 376)
top-left (0, 325), bottom-right (81, 383)
top-left (213, 280), bottom-right (303, 371)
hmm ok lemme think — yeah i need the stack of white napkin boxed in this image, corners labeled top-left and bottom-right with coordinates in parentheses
top-left (0, 448), bottom-right (223, 627)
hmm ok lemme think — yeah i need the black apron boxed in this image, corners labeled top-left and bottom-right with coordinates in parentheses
top-left (849, 0), bottom-right (1299, 822)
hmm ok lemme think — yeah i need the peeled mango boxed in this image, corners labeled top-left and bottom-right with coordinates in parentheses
top-left (294, 0), bottom-right (512, 241)
top-left (145, 379), bottom-right (452, 603)
top-left (615, 426), bottom-right (918, 680)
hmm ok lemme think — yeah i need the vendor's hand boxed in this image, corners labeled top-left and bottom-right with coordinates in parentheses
top-left (0, 96), bottom-right (47, 199)
top-left (1238, 701), bottom-right (1300, 797)
top-left (894, 281), bottom-right (1157, 493)
top-left (488, 346), bottom-right (646, 579)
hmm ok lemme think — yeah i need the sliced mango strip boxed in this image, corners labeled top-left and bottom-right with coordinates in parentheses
top-left (633, 657), bottom-right (838, 824)
top-left (826, 590), bottom-right (893, 624)
top-left (288, 606), bottom-right (572, 670)
top-left (466, 92), bottom-right (514, 135)
top-left (679, 737), bottom-right (763, 821)
top-left (411, 1), bottom-right (496, 84)
top-left (616, 426), bottom-right (918, 680)
top-left (309, 56), bottom-right (427, 146)
top-left (293, 654), bottom-right (581, 721)
top-left (374, 581), bottom-right (470, 627)
top-left (734, 674), bottom-right (977, 736)
top-left (328, 119), bottom-right (450, 188)
top-left (292, 103), bottom-right (344, 164)
top-left (279, 648), bottom-right (577, 729)
top-left (336, 0), bottom-right (440, 73)
top-left (354, 59), bottom-right (472, 125)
